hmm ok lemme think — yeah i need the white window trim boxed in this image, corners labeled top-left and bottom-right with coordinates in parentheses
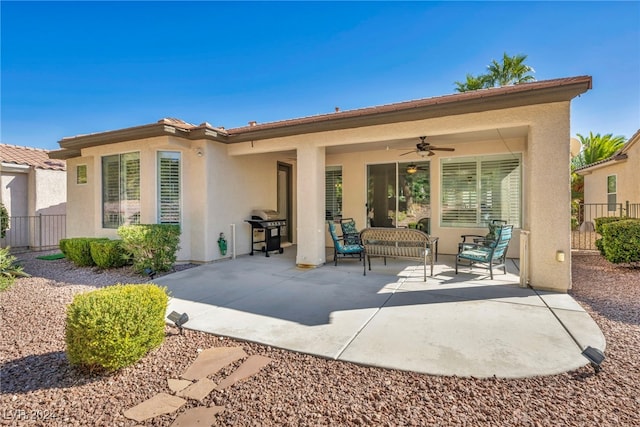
top-left (440, 153), bottom-right (522, 228)
top-left (157, 150), bottom-right (182, 224)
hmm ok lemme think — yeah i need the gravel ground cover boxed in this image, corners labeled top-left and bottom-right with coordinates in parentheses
top-left (0, 251), bottom-right (639, 426)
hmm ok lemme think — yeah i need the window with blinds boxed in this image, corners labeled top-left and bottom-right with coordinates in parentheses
top-left (325, 166), bottom-right (342, 220)
top-left (158, 151), bottom-right (181, 224)
top-left (441, 154), bottom-right (521, 227)
top-left (102, 152), bottom-right (141, 228)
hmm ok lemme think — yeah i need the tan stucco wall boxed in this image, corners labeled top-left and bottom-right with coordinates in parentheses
top-left (65, 156), bottom-right (96, 237)
top-left (33, 168), bottom-right (66, 215)
top-left (583, 150), bottom-right (640, 211)
top-left (1, 171), bottom-right (29, 216)
top-left (524, 103), bottom-right (572, 292)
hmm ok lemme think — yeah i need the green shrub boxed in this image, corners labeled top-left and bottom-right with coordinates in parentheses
top-left (118, 224), bottom-right (181, 274)
top-left (63, 238), bottom-right (109, 267)
top-left (89, 240), bottom-right (129, 269)
top-left (594, 216), bottom-right (629, 235)
top-left (594, 238), bottom-right (605, 256)
top-left (600, 219), bottom-right (640, 265)
top-left (65, 284), bottom-right (169, 371)
top-left (0, 247), bottom-right (30, 290)
top-left (0, 203), bottom-right (8, 239)
top-left (59, 238), bottom-right (70, 256)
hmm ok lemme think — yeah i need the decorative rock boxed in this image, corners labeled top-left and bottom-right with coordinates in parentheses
top-left (123, 393), bottom-right (186, 422)
top-left (216, 355), bottom-right (272, 390)
top-left (170, 406), bottom-right (225, 426)
top-left (177, 378), bottom-right (217, 401)
top-left (168, 378), bottom-right (193, 393)
top-left (181, 346), bottom-right (247, 380)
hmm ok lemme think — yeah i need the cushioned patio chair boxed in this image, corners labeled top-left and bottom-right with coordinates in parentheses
top-left (416, 217), bottom-right (431, 234)
top-left (339, 218), bottom-right (361, 245)
top-left (458, 219), bottom-right (507, 251)
top-left (455, 224), bottom-right (513, 279)
top-left (328, 221), bottom-right (363, 265)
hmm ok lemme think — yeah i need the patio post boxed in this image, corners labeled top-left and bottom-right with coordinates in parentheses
top-left (295, 144), bottom-right (326, 268)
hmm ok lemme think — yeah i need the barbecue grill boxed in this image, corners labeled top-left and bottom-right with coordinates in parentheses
top-left (246, 209), bottom-right (286, 257)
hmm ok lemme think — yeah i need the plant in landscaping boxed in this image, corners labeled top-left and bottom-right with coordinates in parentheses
top-left (61, 237), bottom-right (110, 267)
top-left (118, 224), bottom-right (180, 274)
top-left (0, 247), bottom-right (30, 291)
top-left (65, 284), bottom-right (168, 371)
top-left (89, 240), bottom-right (130, 269)
top-left (599, 219), bottom-right (640, 266)
top-left (0, 203), bottom-right (9, 238)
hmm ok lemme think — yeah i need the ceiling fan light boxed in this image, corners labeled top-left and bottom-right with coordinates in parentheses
top-left (406, 165), bottom-right (418, 174)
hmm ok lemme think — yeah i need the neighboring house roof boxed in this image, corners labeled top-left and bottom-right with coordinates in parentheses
top-left (1, 143), bottom-right (66, 171)
top-left (49, 75), bottom-right (592, 160)
top-left (574, 128), bottom-right (640, 175)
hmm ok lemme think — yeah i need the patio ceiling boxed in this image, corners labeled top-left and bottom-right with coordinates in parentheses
top-left (324, 126), bottom-right (530, 156)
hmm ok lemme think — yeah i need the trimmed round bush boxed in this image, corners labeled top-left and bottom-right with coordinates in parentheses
top-left (65, 284), bottom-right (168, 371)
top-left (89, 240), bottom-right (129, 269)
top-left (63, 237), bottom-right (109, 267)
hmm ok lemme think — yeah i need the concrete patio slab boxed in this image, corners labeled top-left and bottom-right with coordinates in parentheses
top-left (154, 249), bottom-right (605, 378)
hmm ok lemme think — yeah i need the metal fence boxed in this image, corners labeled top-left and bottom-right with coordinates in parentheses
top-left (0, 215), bottom-right (66, 253)
top-left (572, 202), bottom-right (640, 250)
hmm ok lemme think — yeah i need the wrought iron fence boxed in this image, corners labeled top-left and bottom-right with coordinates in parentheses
top-left (0, 215), bottom-right (66, 253)
top-left (572, 202), bottom-right (640, 250)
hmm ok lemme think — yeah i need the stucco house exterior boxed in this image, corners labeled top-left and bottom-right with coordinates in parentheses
top-left (1, 144), bottom-right (67, 249)
top-left (49, 76), bottom-right (592, 292)
top-left (575, 129), bottom-right (640, 220)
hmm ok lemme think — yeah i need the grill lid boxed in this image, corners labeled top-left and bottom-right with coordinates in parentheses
top-left (251, 209), bottom-right (280, 221)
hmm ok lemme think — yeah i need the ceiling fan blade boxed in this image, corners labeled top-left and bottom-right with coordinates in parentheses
top-left (430, 147), bottom-right (455, 151)
top-left (399, 151), bottom-right (415, 156)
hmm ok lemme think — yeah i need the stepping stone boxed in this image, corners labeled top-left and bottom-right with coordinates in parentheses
top-left (216, 355), bottom-right (272, 390)
top-left (123, 393), bottom-right (186, 422)
top-left (170, 406), bottom-right (225, 427)
top-left (168, 378), bottom-right (193, 393)
top-left (181, 346), bottom-right (247, 381)
top-left (177, 378), bottom-right (216, 401)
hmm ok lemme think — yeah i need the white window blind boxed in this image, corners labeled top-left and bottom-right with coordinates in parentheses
top-left (441, 154), bottom-right (521, 227)
top-left (158, 151), bottom-right (181, 224)
top-left (102, 152), bottom-right (140, 228)
top-left (325, 166), bottom-right (342, 220)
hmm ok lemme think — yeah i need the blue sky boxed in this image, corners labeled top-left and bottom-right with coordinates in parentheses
top-left (2, 1), bottom-right (639, 150)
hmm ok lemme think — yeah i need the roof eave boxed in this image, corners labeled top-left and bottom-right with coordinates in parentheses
top-left (226, 77), bottom-right (592, 143)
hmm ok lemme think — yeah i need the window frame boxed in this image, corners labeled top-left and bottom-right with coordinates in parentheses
top-left (325, 165), bottom-right (342, 221)
top-left (440, 153), bottom-right (522, 228)
top-left (76, 164), bottom-right (87, 185)
top-left (607, 174), bottom-right (617, 212)
top-left (157, 151), bottom-right (182, 224)
top-left (101, 152), bottom-right (141, 229)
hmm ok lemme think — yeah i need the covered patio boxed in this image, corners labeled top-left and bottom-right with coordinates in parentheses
top-left (156, 246), bottom-right (605, 378)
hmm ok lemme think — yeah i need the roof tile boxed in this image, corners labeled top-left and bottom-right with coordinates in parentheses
top-left (1, 144), bottom-right (66, 170)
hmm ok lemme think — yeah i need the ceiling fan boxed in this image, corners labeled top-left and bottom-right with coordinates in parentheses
top-left (399, 136), bottom-right (455, 157)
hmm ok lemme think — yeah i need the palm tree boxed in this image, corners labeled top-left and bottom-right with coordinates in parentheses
top-left (454, 74), bottom-right (490, 92)
top-left (454, 53), bottom-right (536, 92)
top-left (571, 132), bottom-right (626, 169)
top-left (485, 53), bottom-right (536, 87)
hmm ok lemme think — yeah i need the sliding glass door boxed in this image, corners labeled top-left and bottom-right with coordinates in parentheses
top-left (367, 161), bottom-right (430, 228)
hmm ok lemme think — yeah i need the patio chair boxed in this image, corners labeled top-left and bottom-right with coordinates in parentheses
top-left (328, 221), bottom-right (363, 266)
top-left (340, 218), bottom-right (361, 245)
top-left (416, 217), bottom-right (430, 234)
top-left (458, 219), bottom-right (507, 251)
top-left (455, 224), bottom-right (513, 279)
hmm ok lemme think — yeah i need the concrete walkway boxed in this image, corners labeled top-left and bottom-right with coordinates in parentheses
top-left (154, 249), bottom-right (605, 378)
